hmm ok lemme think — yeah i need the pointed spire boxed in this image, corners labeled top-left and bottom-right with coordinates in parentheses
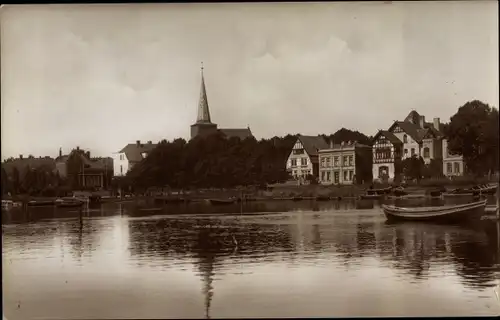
top-left (197, 62), bottom-right (212, 123)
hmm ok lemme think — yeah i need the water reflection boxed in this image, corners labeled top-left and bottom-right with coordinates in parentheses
top-left (2, 199), bottom-right (500, 318)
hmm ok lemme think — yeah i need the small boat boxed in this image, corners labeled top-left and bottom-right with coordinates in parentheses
top-left (209, 199), bottom-right (235, 205)
top-left (55, 198), bottom-right (84, 208)
top-left (367, 186), bottom-right (392, 195)
top-left (315, 195), bottom-right (330, 201)
top-left (381, 200), bottom-right (487, 223)
top-left (359, 194), bottom-right (383, 200)
top-left (27, 200), bottom-right (55, 207)
top-left (392, 187), bottom-right (408, 197)
top-left (429, 190), bottom-right (443, 198)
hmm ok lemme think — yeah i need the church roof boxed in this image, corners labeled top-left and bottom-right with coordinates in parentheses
top-left (196, 63), bottom-right (212, 124)
top-left (218, 128), bottom-right (253, 140)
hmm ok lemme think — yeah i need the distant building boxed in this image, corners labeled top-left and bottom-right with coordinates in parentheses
top-left (371, 130), bottom-right (403, 183)
top-left (56, 147), bottom-right (113, 189)
top-left (190, 64), bottom-right (253, 140)
top-left (112, 140), bottom-right (156, 177)
top-left (442, 139), bottom-right (464, 177)
top-left (286, 135), bottom-right (329, 182)
top-left (318, 141), bottom-right (372, 185)
top-left (2, 154), bottom-right (56, 176)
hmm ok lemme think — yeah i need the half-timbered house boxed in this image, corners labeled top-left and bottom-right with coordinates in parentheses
top-left (371, 130), bottom-right (403, 183)
top-left (286, 135), bottom-right (329, 183)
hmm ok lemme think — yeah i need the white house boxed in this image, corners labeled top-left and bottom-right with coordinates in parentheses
top-left (442, 138), bottom-right (464, 177)
top-left (112, 140), bottom-right (157, 177)
top-left (286, 135), bottom-right (329, 182)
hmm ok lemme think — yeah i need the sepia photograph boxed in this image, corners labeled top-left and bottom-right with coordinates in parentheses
top-left (1, 1), bottom-right (499, 319)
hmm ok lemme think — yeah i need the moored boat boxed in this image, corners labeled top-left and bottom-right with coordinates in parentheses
top-left (381, 200), bottom-right (487, 223)
top-left (55, 198), bottom-right (84, 208)
top-left (209, 199), bottom-right (235, 205)
top-left (359, 194), bottom-right (383, 200)
top-left (27, 200), bottom-right (55, 207)
top-left (315, 195), bottom-right (330, 201)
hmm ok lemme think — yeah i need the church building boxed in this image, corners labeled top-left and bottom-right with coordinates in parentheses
top-left (190, 64), bottom-right (253, 140)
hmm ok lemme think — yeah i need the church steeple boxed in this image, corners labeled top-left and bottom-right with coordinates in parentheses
top-left (197, 62), bottom-right (212, 123)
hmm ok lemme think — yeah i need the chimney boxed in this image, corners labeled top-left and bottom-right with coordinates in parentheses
top-left (136, 140), bottom-right (140, 146)
top-left (433, 117), bottom-right (440, 130)
top-left (59, 148), bottom-right (62, 157)
top-left (76, 146), bottom-right (80, 151)
top-left (329, 139), bottom-right (334, 149)
top-left (148, 140), bottom-right (152, 144)
top-left (19, 154), bottom-right (23, 159)
top-left (419, 116), bottom-right (425, 128)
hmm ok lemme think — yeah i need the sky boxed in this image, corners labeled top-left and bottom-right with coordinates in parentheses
top-left (1, 1), bottom-right (498, 159)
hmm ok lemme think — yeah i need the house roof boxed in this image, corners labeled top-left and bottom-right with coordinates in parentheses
top-left (218, 128), bottom-right (254, 140)
top-left (319, 141), bottom-right (371, 152)
top-left (389, 121), bottom-right (424, 142)
top-left (373, 130), bottom-right (403, 145)
top-left (118, 143), bottom-right (157, 162)
top-left (56, 151), bottom-right (113, 170)
top-left (297, 135), bottom-right (329, 157)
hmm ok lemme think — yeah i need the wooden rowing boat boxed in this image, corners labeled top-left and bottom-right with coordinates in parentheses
top-left (209, 199), bottom-right (235, 205)
top-left (381, 200), bottom-right (487, 223)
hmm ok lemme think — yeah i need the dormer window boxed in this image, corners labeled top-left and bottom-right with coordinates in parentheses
top-left (141, 152), bottom-right (148, 158)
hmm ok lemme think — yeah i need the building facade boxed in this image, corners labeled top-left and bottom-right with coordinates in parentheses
top-left (112, 140), bottom-right (157, 177)
top-left (442, 138), bottom-right (465, 177)
top-left (56, 147), bottom-right (113, 189)
top-left (318, 141), bottom-right (372, 185)
top-left (371, 130), bottom-right (403, 183)
top-left (190, 64), bottom-right (253, 141)
top-left (286, 135), bottom-right (329, 182)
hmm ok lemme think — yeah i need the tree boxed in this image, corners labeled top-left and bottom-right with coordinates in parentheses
top-left (1, 167), bottom-right (10, 195)
top-left (402, 155), bottom-right (425, 182)
top-left (446, 100), bottom-right (499, 176)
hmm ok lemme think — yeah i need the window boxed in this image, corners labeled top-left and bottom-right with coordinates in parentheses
top-left (327, 172), bottom-right (331, 181)
top-left (291, 159), bottom-right (297, 167)
top-left (302, 158), bottom-right (308, 166)
top-left (423, 147), bottom-right (430, 158)
top-left (404, 149), bottom-right (408, 156)
top-left (119, 154), bottom-right (125, 161)
top-left (334, 171), bottom-right (339, 184)
top-left (343, 156), bottom-right (348, 166)
top-left (349, 171), bottom-right (354, 181)
top-left (293, 149), bottom-right (304, 155)
top-left (321, 171), bottom-right (326, 181)
top-left (447, 163), bottom-right (452, 173)
top-left (403, 134), bottom-right (408, 143)
top-left (348, 155), bottom-right (353, 166)
top-left (120, 165), bottom-right (123, 174)
top-left (411, 148), bottom-right (415, 156)
top-left (334, 156), bottom-right (339, 166)
top-left (343, 170), bottom-right (348, 181)
top-left (321, 158), bottom-right (325, 168)
top-left (454, 162), bottom-right (460, 173)
top-left (326, 157), bottom-right (331, 167)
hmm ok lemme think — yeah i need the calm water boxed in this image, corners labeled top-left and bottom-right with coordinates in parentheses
top-left (3, 198), bottom-right (500, 319)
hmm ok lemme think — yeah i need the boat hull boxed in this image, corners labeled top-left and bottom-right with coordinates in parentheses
top-left (382, 200), bottom-right (487, 223)
top-left (359, 194), bottom-right (383, 200)
top-left (209, 199), bottom-right (235, 205)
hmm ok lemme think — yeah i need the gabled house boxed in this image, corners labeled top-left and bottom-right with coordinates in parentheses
top-left (387, 111), bottom-right (444, 165)
top-left (112, 140), bottom-right (157, 177)
top-left (442, 138), bottom-right (465, 177)
top-left (371, 130), bottom-right (403, 183)
top-left (285, 135), bottom-right (329, 182)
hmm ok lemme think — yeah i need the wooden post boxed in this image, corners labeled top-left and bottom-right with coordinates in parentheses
top-left (496, 181), bottom-right (499, 220)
